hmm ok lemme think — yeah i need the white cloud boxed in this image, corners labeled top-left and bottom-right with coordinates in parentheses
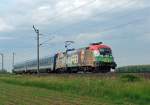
top-left (38, 5), bottom-right (51, 10)
top-left (74, 33), bottom-right (101, 42)
top-left (31, 0), bottom-right (144, 25)
top-left (47, 32), bottom-right (103, 45)
top-left (2, 0), bottom-right (148, 26)
top-left (0, 18), bottom-right (14, 32)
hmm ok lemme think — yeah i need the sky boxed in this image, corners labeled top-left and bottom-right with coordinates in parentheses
top-left (0, 0), bottom-right (150, 71)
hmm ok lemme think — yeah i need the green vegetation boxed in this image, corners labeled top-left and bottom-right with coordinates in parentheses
top-left (116, 65), bottom-right (150, 73)
top-left (120, 74), bottom-right (141, 82)
top-left (0, 74), bottom-right (149, 105)
top-left (0, 70), bottom-right (9, 74)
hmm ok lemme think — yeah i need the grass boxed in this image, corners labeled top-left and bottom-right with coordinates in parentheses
top-left (0, 73), bottom-right (150, 105)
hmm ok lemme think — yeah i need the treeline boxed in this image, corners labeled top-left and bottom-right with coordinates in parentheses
top-left (116, 65), bottom-right (150, 73)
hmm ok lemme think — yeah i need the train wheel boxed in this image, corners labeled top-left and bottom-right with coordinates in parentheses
top-left (92, 67), bottom-right (99, 73)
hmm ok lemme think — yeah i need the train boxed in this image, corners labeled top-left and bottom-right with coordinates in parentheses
top-left (13, 42), bottom-right (117, 74)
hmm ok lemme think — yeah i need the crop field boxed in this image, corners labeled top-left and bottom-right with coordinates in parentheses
top-left (0, 73), bottom-right (150, 105)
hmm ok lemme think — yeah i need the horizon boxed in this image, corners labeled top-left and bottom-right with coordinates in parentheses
top-left (0, 0), bottom-right (150, 71)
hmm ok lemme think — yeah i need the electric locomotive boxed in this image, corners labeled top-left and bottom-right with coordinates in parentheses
top-left (55, 42), bottom-right (116, 73)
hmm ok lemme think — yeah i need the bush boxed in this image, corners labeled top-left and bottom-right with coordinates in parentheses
top-left (120, 74), bottom-right (140, 82)
top-left (116, 65), bottom-right (150, 73)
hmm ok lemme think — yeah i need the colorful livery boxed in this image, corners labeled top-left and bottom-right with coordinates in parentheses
top-left (13, 42), bottom-right (117, 73)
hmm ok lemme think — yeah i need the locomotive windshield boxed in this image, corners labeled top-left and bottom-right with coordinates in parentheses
top-left (99, 48), bottom-right (112, 55)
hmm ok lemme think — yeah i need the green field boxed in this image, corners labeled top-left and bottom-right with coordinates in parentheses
top-left (0, 74), bottom-right (149, 105)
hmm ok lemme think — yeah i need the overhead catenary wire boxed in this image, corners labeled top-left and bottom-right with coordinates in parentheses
top-left (40, 36), bottom-right (55, 46)
top-left (33, 0), bottom-right (95, 45)
top-left (42, 16), bottom-right (149, 48)
top-left (47, 0), bottom-right (97, 23)
top-left (41, 0), bottom-right (141, 44)
top-left (26, 0), bottom-right (97, 40)
top-left (46, 0), bottom-right (137, 23)
top-left (96, 17), bottom-right (149, 33)
top-left (40, 0), bottom-right (97, 44)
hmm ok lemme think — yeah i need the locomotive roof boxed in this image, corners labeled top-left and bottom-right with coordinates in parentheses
top-left (89, 44), bottom-right (111, 50)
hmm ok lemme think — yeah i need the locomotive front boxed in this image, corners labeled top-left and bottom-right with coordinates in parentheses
top-left (89, 42), bottom-right (117, 72)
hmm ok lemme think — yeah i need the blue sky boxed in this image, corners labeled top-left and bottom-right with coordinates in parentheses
top-left (0, 0), bottom-right (150, 71)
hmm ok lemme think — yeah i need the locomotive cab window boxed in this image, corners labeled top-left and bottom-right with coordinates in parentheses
top-left (99, 48), bottom-right (112, 55)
